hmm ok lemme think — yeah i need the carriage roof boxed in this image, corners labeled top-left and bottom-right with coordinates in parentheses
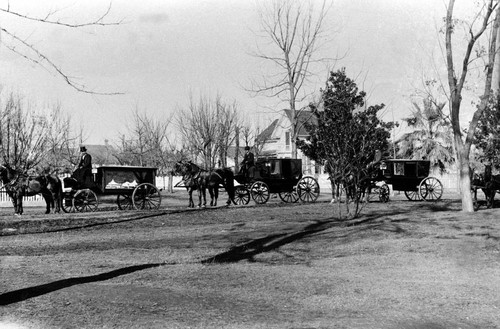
top-left (381, 159), bottom-right (431, 178)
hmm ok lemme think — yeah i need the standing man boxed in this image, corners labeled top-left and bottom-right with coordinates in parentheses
top-left (73, 146), bottom-right (93, 186)
top-left (240, 146), bottom-right (255, 178)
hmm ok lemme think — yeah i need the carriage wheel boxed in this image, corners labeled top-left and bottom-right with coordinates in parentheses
top-left (132, 183), bottom-right (161, 210)
top-left (404, 190), bottom-right (421, 201)
top-left (233, 186), bottom-right (250, 205)
top-left (73, 189), bottom-right (98, 212)
top-left (419, 177), bottom-right (443, 201)
top-left (297, 176), bottom-right (320, 202)
top-left (117, 194), bottom-right (134, 210)
top-left (250, 181), bottom-right (270, 204)
top-left (61, 193), bottom-right (74, 213)
top-left (279, 191), bottom-right (299, 203)
top-left (378, 184), bottom-right (390, 203)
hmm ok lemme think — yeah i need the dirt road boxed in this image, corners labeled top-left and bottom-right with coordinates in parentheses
top-left (1, 194), bottom-right (499, 329)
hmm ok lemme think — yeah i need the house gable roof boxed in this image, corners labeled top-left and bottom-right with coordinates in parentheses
top-left (256, 119), bottom-right (280, 143)
top-left (258, 109), bottom-right (317, 141)
top-left (283, 109), bottom-right (317, 137)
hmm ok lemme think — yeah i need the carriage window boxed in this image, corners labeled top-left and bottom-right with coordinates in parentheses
top-left (394, 163), bottom-right (404, 175)
top-left (271, 160), bottom-right (281, 175)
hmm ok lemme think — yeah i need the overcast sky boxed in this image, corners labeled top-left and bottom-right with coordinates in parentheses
top-left (0, 0), bottom-right (475, 145)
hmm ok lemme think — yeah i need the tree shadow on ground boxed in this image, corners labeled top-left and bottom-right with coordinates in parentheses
top-left (0, 209), bottom-right (411, 305)
top-left (0, 263), bottom-right (166, 306)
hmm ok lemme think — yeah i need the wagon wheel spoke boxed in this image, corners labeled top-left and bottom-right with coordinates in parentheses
top-left (404, 190), bottom-right (420, 201)
top-left (378, 184), bottom-right (390, 203)
top-left (297, 176), bottom-right (320, 202)
top-left (73, 189), bottom-right (98, 212)
top-left (117, 194), bottom-right (134, 210)
top-left (132, 183), bottom-right (161, 210)
top-left (61, 193), bottom-right (74, 213)
top-left (279, 191), bottom-right (299, 203)
top-left (233, 186), bottom-right (250, 205)
top-left (419, 177), bottom-right (443, 201)
top-left (250, 181), bottom-right (269, 204)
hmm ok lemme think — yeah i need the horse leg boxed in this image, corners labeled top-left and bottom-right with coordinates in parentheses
top-left (43, 194), bottom-right (52, 214)
top-left (11, 196), bottom-right (18, 215)
top-left (488, 190), bottom-right (496, 209)
top-left (55, 189), bottom-right (62, 213)
top-left (213, 187), bottom-right (218, 207)
top-left (198, 188), bottom-right (206, 207)
top-left (17, 194), bottom-right (23, 215)
top-left (188, 189), bottom-right (194, 208)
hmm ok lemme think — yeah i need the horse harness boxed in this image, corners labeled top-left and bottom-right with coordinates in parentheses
top-left (0, 166), bottom-right (49, 195)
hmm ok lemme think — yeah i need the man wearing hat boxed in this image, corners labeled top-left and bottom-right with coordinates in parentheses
top-left (240, 146), bottom-right (255, 178)
top-left (73, 146), bottom-right (93, 186)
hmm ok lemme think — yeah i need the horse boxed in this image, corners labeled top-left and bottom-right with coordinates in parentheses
top-left (0, 164), bottom-right (63, 215)
top-left (483, 164), bottom-right (500, 208)
top-left (199, 167), bottom-right (235, 207)
top-left (174, 161), bottom-right (235, 207)
top-left (173, 161), bottom-right (205, 208)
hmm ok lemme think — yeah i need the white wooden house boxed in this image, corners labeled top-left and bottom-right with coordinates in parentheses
top-left (256, 109), bottom-right (322, 176)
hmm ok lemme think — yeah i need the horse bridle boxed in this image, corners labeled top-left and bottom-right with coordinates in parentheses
top-left (0, 164), bottom-right (21, 188)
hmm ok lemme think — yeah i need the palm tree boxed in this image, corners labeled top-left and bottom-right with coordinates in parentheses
top-left (397, 98), bottom-right (454, 171)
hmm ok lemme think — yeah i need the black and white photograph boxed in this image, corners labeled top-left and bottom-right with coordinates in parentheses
top-left (1, 0), bottom-right (500, 328)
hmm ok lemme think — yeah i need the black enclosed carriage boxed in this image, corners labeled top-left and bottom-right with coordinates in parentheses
top-left (233, 158), bottom-right (320, 205)
top-left (62, 165), bottom-right (162, 212)
top-left (379, 159), bottom-right (443, 201)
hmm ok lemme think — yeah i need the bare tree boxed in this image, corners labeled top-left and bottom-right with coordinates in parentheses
top-left (445, 0), bottom-right (500, 212)
top-left (0, 3), bottom-right (121, 94)
top-left (117, 109), bottom-right (177, 191)
top-left (0, 92), bottom-right (77, 173)
top-left (177, 94), bottom-right (240, 169)
top-left (118, 109), bottom-right (173, 170)
top-left (250, 0), bottom-right (331, 158)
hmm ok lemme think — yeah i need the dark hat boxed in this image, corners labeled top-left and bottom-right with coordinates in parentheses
top-left (80, 146), bottom-right (87, 152)
top-left (244, 146), bottom-right (250, 150)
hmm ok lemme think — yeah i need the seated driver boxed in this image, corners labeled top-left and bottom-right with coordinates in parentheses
top-left (240, 146), bottom-right (255, 178)
top-left (72, 146), bottom-right (93, 187)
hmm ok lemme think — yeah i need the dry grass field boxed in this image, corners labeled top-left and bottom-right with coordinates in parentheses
top-left (0, 191), bottom-right (499, 329)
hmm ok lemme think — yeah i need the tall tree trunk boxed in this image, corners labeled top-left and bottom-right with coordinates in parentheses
top-left (454, 134), bottom-right (474, 212)
top-left (493, 26), bottom-right (500, 93)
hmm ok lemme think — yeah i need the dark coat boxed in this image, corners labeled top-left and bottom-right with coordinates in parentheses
top-left (242, 151), bottom-right (254, 168)
top-left (73, 152), bottom-right (93, 185)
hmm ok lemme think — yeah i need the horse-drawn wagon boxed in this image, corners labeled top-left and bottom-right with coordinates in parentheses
top-left (233, 158), bottom-right (320, 205)
top-left (62, 165), bottom-right (161, 212)
top-left (378, 159), bottom-right (443, 201)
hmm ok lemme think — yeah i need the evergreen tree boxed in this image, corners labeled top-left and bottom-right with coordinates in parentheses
top-left (297, 68), bottom-right (394, 218)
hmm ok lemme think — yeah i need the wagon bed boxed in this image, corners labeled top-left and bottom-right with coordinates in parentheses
top-left (62, 165), bottom-right (161, 212)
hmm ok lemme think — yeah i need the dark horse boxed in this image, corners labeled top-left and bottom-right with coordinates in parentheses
top-left (174, 161), bottom-right (235, 208)
top-left (483, 164), bottom-right (500, 208)
top-left (0, 164), bottom-right (63, 215)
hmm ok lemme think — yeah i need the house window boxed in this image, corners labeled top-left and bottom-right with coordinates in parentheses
top-left (285, 131), bottom-right (290, 150)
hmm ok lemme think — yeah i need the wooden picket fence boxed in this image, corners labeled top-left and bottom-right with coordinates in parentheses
top-left (0, 187), bottom-right (44, 202)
